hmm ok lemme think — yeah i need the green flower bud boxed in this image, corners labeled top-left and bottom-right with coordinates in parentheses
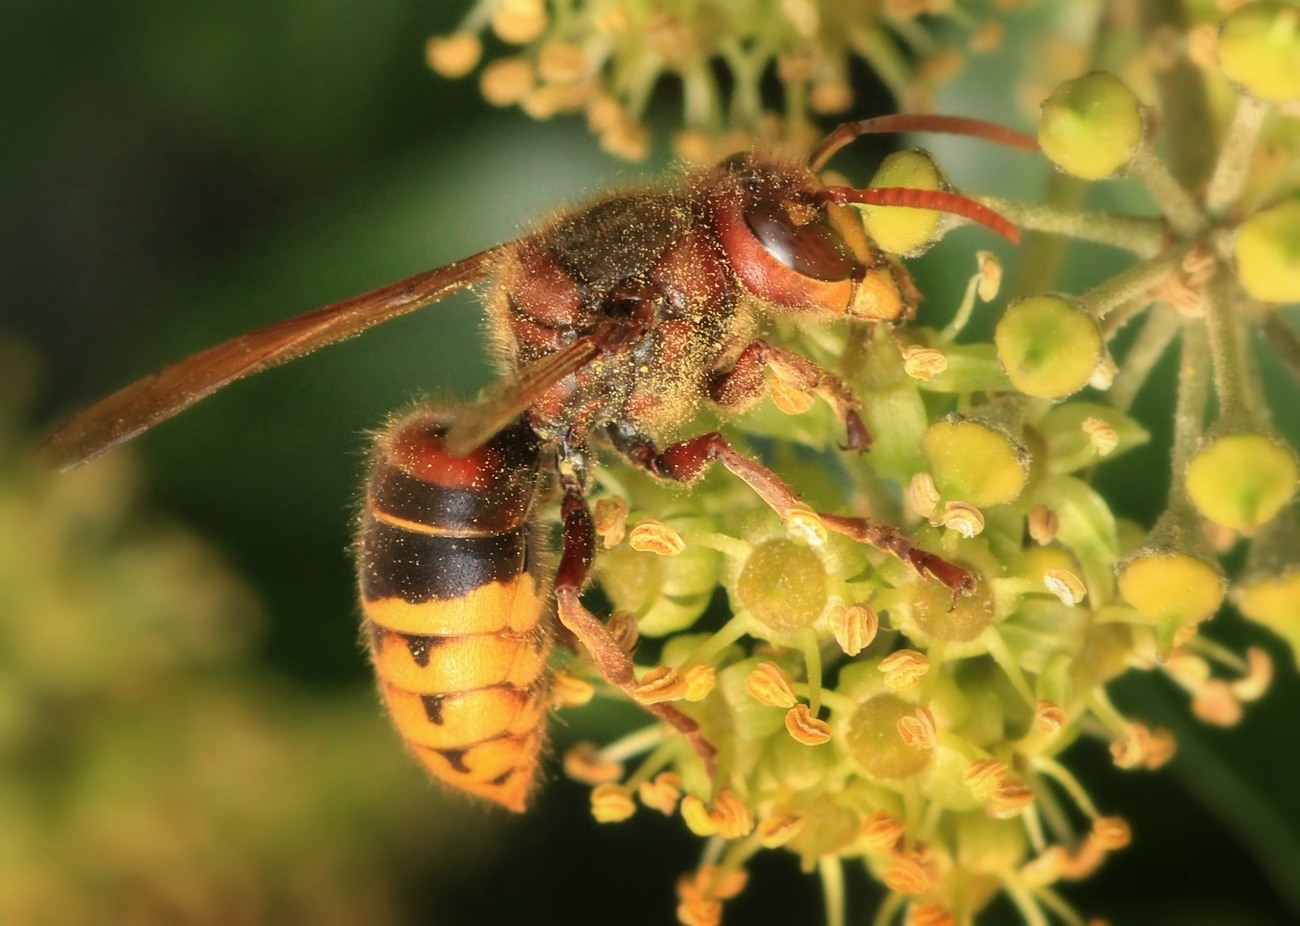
top-left (1038, 72), bottom-right (1144, 179)
top-left (845, 694), bottom-right (932, 780)
top-left (1185, 432), bottom-right (1299, 531)
top-left (1234, 199), bottom-right (1300, 304)
top-left (1218, 2), bottom-right (1300, 103)
top-left (1237, 569), bottom-right (1300, 656)
top-left (858, 149), bottom-right (944, 256)
top-left (1232, 508), bottom-right (1300, 659)
top-left (921, 414), bottom-right (1030, 508)
top-left (1118, 551), bottom-right (1224, 625)
top-left (1118, 505), bottom-right (1227, 654)
top-left (995, 295), bottom-right (1103, 399)
top-left (735, 538), bottom-right (830, 635)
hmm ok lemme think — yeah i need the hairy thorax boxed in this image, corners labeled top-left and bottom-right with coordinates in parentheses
top-left (489, 188), bottom-right (752, 443)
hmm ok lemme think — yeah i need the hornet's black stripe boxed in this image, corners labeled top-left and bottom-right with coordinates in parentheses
top-left (367, 461), bottom-right (534, 534)
top-left (357, 517), bottom-right (528, 603)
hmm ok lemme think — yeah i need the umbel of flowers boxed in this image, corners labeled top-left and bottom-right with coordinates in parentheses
top-left (429, 3), bottom-right (1298, 925)
top-left (425, 0), bottom-right (1007, 162)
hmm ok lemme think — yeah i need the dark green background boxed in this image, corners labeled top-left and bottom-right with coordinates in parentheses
top-left (5, 1), bottom-right (1299, 923)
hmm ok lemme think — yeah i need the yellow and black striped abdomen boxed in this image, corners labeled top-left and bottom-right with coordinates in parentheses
top-left (357, 408), bottom-right (551, 812)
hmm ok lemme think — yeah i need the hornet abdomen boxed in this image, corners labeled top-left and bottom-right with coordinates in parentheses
top-left (356, 408), bottom-right (552, 811)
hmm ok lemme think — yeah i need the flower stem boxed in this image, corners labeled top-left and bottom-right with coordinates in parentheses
top-left (1202, 269), bottom-right (1251, 421)
top-left (1026, 781), bottom-right (1070, 850)
top-left (1002, 873), bottom-right (1050, 926)
top-left (1021, 802), bottom-right (1048, 855)
top-left (819, 857), bottom-right (846, 926)
top-left (1186, 633), bottom-right (1251, 675)
top-left (458, 0), bottom-right (494, 32)
top-left (1100, 293), bottom-right (1154, 340)
top-left (681, 612), bottom-right (753, 668)
top-left (1035, 886), bottom-right (1086, 926)
top-left (720, 39), bottom-right (762, 127)
top-left (1005, 168), bottom-right (1086, 298)
top-left (810, 689), bottom-right (857, 715)
top-left (871, 893), bottom-right (904, 926)
top-left (847, 29), bottom-right (913, 107)
top-left (1171, 316), bottom-right (1210, 497)
top-left (1033, 756), bottom-right (1101, 819)
top-left (1205, 94), bottom-right (1270, 217)
top-left (979, 627), bottom-right (1037, 707)
top-left (601, 724), bottom-right (673, 765)
top-left (1086, 687), bottom-right (1131, 739)
top-left (1109, 303), bottom-right (1180, 412)
top-left (622, 740), bottom-right (678, 789)
top-left (976, 196), bottom-right (1166, 256)
top-left (937, 273), bottom-right (982, 344)
top-left (1129, 147), bottom-right (1206, 238)
top-left (1079, 245), bottom-right (1186, 320)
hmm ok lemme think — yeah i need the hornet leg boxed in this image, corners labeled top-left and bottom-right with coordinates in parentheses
top-left (608, 425), bottom-right (975, 596)
top-left (709, 338), bottom-right (871, 451)
top-left (553, 476), bottom-right (718, 776)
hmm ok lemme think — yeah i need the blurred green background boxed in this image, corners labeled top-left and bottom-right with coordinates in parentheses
top-left (3, 1), bottom-right (1299, 924)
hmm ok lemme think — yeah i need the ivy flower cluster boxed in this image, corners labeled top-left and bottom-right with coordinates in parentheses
top-left (419, 2), bottom-right (1300, 925)
top-left (425, 0), bottom-right (1013, 161)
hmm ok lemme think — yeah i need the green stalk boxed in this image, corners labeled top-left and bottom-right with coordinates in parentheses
top-left (1100, 293), bottom-right (1155, 340)
top-left (1109, 304), bottom-right (1181, 412)
top-left (819, 857), bottom-right (846, 926)
top-left (1205, 95), bottom-right (1271, 217)
top-left (1202, 269), bottom-right (1252, 421)
top-left (1129, 147), bottom-right (1207, 239)
top-left (1171, 318), bottom-right (1210, 497)
top-left (1079, 245), bottom-right (1188, 320)
top-left (977, 196), bottom-right (1167, 256)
